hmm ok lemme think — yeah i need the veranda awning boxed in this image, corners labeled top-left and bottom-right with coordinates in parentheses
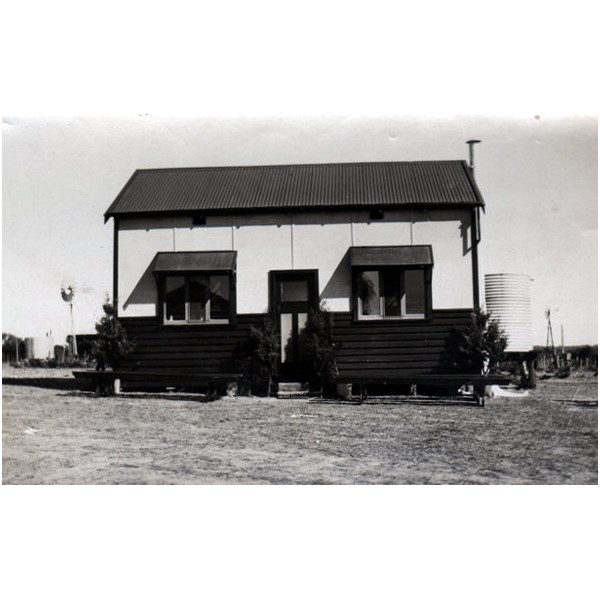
top-left (152, 251), bottom-right (236, 273)
top-left (350, 245), bottom-right (433, 267)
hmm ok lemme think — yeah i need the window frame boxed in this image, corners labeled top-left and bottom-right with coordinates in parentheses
top-left (352, 265), bottom-right (433, 322)
top-left (268, 269), bottom-right (319, 316)
top-left (158, 270), bottom-right (236, 326)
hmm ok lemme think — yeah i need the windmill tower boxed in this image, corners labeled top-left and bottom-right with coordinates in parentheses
top-left (545, 308), bottom-right (556, 368)
top-left (61, 284), bottom-right (78, 357)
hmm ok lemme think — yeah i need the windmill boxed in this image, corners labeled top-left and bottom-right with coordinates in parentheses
top-left (61, 284), bottom-right (78, 357)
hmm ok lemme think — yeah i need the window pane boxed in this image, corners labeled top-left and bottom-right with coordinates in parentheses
top-left (405, 270), bottom-right (425, 315)
top-left (383, 269), bottom-right (402, 317)
top-left (189, 276), bottom-right (209, 321)
top-left (358, 271), bottom-right (381, 316)
top-left (280, 279), bottom-right (309, 302)
top-left (280, 313), bottom-right (293, 362)
top-left (297, 312), bottom-right (307, 332)
top-left (165, 276), bottom-right (186, 321)
top-left (210, 275), bottom-right (230, 320)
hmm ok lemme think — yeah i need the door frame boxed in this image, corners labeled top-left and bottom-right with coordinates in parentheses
top-left (269, 270), bottom-right (319, 374)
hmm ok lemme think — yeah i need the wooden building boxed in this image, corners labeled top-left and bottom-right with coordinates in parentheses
top-left (104, 161), bottom-right (484, 384)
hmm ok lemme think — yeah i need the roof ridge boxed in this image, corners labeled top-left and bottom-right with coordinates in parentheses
top-left (133, 160), bottom-right (466, 173)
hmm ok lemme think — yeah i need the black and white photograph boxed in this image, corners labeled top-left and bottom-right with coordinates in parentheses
top-left (1, 1), bottom-right (597, 598)
top-left (3, 116), bottom-right (597, 485)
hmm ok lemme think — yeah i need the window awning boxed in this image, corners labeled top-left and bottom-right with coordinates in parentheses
top-left (152, 251), bottom-right (237, 273)
top-left (350, 245), bottom-right (433, 267)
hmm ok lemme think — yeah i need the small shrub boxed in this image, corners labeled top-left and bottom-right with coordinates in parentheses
top-left (447, 308), bottom-right (508, 375)
top-left (234, 318), bottom-right (279, 396)
top-left (297, 308), bottom-right (340, 393)
top-left (91, 302), bottom-right (135, 371)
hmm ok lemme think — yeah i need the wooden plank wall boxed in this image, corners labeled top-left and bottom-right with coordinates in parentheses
top-left (119, 309), bottom-right (472, 376)
top-left (119, 315), bottom-right (263, 375)
top-left (332, 309), bottom-right (472, 376)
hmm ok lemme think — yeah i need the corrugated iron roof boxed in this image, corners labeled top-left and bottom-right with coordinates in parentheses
top-left (105, 160), bottom-right (484, 219)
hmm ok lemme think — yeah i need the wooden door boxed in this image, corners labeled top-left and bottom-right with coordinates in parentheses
top-left (271, 271), bottom-right (318, 377)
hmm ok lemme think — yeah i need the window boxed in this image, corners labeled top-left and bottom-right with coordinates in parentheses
top-left (280, 278), bottom-right (309, 302)
top-left (163, 274), bottom-right (232, 324)
top-left (356, 267), bottom-right (428, 320)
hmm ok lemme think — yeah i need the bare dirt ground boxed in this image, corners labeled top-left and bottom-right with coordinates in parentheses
top-left (2, 367), bottom-right (597, 484)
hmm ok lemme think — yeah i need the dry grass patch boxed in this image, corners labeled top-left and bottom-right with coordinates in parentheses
top-left (2, 367), bottom-right (597, 484)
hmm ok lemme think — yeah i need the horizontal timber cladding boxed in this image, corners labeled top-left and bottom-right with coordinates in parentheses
top-left (119, 309), bottom-right (472, 377)
top-left (331, 309), bottom-right (473, 377)
top-left (118, 314), bottom-right (265, 375)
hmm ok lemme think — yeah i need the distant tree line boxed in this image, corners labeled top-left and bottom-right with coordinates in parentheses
top-left (533, 344), bottom-right (598, 370)
top-left (2, 331), bottom-right (99, 366)
top-left (2, 333), bottom-right (26, 363)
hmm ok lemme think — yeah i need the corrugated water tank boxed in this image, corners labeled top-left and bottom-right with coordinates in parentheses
top-left (484, 273), bottom-right (533, 353)
top-left (24, 336), bottom-right (55, 360)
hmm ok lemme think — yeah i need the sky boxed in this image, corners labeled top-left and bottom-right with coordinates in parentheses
top-left (2, 114), bottom-right (597, 345)
top-left (1, 1), bottom-right (597, 348)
